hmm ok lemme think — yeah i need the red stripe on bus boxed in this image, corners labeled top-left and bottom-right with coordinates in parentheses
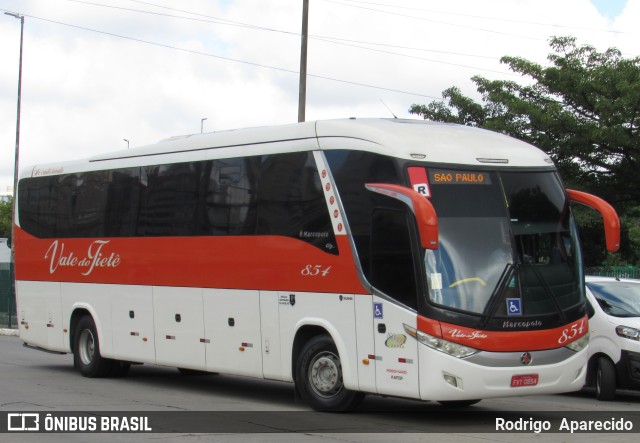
top-left (418, 314), bottom-right (588, 352)
top-left (14, 228), bottom-right (368, 294)
top-left (417, 315), bottom-right (442, 337)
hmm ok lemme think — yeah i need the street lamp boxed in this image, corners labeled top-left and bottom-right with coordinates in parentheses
top-left (123, 139), bottom-right (130, 149)
top-left (4, 12), bottom-right (24, 257)
top-left (201, 118), bottom-right (208, 134)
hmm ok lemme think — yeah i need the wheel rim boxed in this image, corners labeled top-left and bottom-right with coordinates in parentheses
top-left (308, 351), bottom-right (343, 398)
top-left (78, 329), bottom-right (95, 366)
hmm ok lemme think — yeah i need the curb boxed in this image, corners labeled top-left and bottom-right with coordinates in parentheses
top-left (0, 328), bottom-right (19, 336)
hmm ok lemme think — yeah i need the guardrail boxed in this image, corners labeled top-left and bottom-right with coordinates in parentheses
top-left (0, 262), bottom-right (16, 329)
top-left (585, 266), bottom-right (640, 280)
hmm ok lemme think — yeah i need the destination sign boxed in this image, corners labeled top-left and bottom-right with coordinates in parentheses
top-left (428, 170), bottom-right (491, 185)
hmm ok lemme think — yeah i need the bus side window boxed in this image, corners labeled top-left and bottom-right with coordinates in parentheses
top-left (71, 171), bottom-right (109, 237)
top-left (18, 177), bottom-right (54, 238)
top-left (370, 208), bottom-right (418, 310)
top-left (257, 152), bottom-right (336, 253)
top-left (137, 163), bottom-right (201, 236)
top-left (204, 157), bottom-right (259, 236)
top-left (324, 150), bottom-right (401, 278)
top-left (105, 168), bottom-right (144, 237)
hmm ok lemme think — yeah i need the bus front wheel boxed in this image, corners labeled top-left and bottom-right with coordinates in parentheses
top-left (73, 316), bottom-right (113, 378)
top-left (296, 334), bottom-right (364, 412)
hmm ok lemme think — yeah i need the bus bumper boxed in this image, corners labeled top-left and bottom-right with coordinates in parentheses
top-left (418, 346), bottom-right (587, 401)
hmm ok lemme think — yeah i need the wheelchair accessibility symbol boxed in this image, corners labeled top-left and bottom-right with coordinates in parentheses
top-left (506, 298), bottom-right (522, 316)
top-left (374, 303), bottom-right (383, 319)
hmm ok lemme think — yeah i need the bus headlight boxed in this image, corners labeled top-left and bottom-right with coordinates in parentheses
top-left (616, 325), bottom-right (640, 341)
top-left (565, 333), bottom-right (589, 352)
top-left (404, 324), bottom-right (478, 358)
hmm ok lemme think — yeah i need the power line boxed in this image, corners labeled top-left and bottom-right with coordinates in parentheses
top-left (58, 0), bottom-right (640, 62)
top-left (4, 10), bottom-right (442, 100)
top-left (59, 0), bottom-right (508, 65)
top-left (312, 35), bottom-right (498, 60)
top-left (333, 0), bottom-right (639, 36)
top-left (327, 0), bottom-right (639, 58)
top-left (312, 36), bottom-right (519, 77)
top-left (63, 0), bottom-right (270, 30)
top-left (322, 0), bottom-right (547, 42)
top-left (126, 0), bottom-right (499, 60)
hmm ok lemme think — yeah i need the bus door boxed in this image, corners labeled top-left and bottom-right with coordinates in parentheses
top-left (372, 296), bottom-right (420, 398)
top-left (370, 209), bottom-right (421, 399)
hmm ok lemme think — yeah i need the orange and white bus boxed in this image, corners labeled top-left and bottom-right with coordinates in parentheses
top-left (14, 118), bottom-right (620, 411)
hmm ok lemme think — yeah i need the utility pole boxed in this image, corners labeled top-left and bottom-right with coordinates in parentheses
top-left (4, 12), bottom-right (24, 330)
top-left (298, 0), bottom-right (309, 123)
top-left (4, 12), bottom-right (24, 255)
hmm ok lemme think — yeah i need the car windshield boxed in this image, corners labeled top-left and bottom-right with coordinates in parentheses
top-left (587, 281), bottom-right (640, 318)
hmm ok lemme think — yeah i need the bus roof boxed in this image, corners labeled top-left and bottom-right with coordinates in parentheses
top-left (22, 118), bottom-right (553, 179)
top-left (315, 119), bottom-right (552, 167)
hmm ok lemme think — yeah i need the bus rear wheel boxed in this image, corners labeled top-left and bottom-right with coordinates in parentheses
top-left (296, 335), bottom-right (364, 412)
top-left (73, 316), bottom-right (113, 378)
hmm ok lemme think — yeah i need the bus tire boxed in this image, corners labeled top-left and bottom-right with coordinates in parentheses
top-left (595, 357), bottom-right (616, 401)
top-left (296, 334), bottom-right (364, 412)
top-left (73, 316), bottom-right (113, 378)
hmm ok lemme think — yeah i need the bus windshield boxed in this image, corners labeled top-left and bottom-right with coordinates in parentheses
top-left (421, 169), bottom-right (583, 320)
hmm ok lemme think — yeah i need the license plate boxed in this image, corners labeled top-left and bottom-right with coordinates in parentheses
top-left (511, 374), bottom-right (539, 387)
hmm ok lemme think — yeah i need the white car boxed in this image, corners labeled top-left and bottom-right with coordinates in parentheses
top-left (584, 276), bottom-right (640, 400)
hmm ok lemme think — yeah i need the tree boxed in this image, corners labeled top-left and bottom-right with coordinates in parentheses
top-left (0, 200), bottom-right (11, 239)
top-left (410, 36), bottom-right (640, 265)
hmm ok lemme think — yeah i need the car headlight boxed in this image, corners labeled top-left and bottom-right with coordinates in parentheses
top-left (616, 325), bottom-right (640, 341)
top-left (565, 332), bottom-right (589, 352)
top-left (404, 324), bottom-right (478, 358)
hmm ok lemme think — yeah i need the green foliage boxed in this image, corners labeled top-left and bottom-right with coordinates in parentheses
top-left (0, 201), bottom-right (12, 239)
top-left (410, 36), bottom-right (640, 266)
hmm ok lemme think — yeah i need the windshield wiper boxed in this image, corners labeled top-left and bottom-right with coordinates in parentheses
top-left (480, 263), bottom-right (514, 327)
top-left (527, 265), bottom-right (568, 324)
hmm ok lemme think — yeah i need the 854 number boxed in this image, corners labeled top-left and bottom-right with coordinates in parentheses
top-left (301, 265), bottom-right (332, 277)
top-left (558, 319), bottom-right (586, 344)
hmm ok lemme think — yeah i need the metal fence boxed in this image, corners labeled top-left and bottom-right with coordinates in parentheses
top-left (584, 265), bottom-right (640, 280)
top-left (0, 262), bottom-right (16, 328)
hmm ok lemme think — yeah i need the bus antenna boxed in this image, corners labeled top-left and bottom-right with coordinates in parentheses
top-left (380, 99), bottom-right (398, 119)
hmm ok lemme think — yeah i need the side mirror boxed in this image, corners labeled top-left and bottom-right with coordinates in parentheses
top-left (365, 183), bottom-right (438, 249)
top-left (567, 189), bottom-right (620, 252)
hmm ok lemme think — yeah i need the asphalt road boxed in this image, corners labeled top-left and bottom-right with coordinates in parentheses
top-left (0, 334), bottom-right (638, 442)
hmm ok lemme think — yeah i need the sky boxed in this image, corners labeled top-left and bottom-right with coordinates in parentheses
top-left (0, 0), bottom-right (638, 193)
